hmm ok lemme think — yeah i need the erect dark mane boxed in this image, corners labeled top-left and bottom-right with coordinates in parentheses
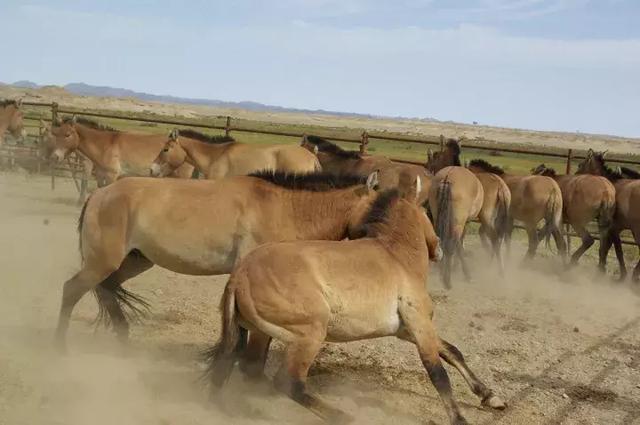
top-left (0, 99), bottom-right (19, 108)
top-left (445, 139), bottom-right (462, 166)
top-left (468, 159), bottom-right (504, 175)
top-left (63, 116), bottom-right (120, 132)
top-left (533, 164), bottom-right (557, 177)
top-left (178, 129), bottom-right (235, 144)
top-left (249, 170), bottom-right (368, 191)
top-left (306, 135), bottom-right (361, 160)
top-left (360, 189), bottom-right (400, 236)
top-left (621, 166), bottom-right (640, 179)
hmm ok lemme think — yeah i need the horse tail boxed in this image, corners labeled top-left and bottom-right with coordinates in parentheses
top-left (202, 280), bottom-right (243, 389)
top-left (540, 187), bottom-right (563, 251)
top-left (77, 192), bottom-right (94, 263)
top-left (495, 185), bottom-right (510, 244)
top-left (435, 179), bottom-right (454, 257)
top-left (597, 196), bottom-right (616, 232)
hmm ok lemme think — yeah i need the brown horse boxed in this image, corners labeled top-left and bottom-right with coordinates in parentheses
top-left (48, 116), bottom-right (195, 185)
top-left (0, 99), bottom-right (26, 145)
top-left (426, 141), bottom-right (484, 288)
top-left (577, 150), bottom-right (640, 281)
top-left (150, 129), bottom-right (320, 179)
top-left (206, 189), bottom-right (505, 425)
top-left (428, 141), bottom-right (511, 273)
top-left (301, 135), bottom-right (431, 204)
top-left (468, 160), bottom-right (566, 263)
top-left (55, 171), bottom-right (381, 349)
top-left (532, 164), bottom-right (616, 271)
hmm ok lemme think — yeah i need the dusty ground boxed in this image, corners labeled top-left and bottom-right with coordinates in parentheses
top-left (2, 84), bottom-right (639, 155)
top-left (1, 172), bottom-right (640, 425)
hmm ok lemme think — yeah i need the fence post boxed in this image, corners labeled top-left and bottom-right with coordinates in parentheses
top-left (439, 134), bottom-right (445, 152)
top-left (225, 116), bottom-right (231, 138)
top-left (360, 131), bottom-right (369, 155)
top-left (50, 103), bottom-right (58, 190)
top-left (564, 148), bottom-right (573, 254)
top-left (51, 102), bottom-right (59, 124)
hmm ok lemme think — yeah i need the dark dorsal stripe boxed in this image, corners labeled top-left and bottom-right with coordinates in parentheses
top-left (179, 129), bottom-right (235, 144)
top-left (468, 159), bottom-right (505, 175)
top-left (0, 99), bottom-right (19, 108)
top-left (306, 135), bottom-right (361, 160)
top-left (249, 170), bottom-right (368, 191)
top-left (62, 116), bottom-right (121, 132)
top-left (361, 189), bottom-right (400, 235)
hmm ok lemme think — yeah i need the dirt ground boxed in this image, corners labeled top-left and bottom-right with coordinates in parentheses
top-left (1, 171), bottom-right (639, 425)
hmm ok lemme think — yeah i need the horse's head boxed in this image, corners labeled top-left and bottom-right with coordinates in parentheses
top-left (150, 129), bottom-right (186, 177)
top-left (299, 135), bottom-right (319, 155)
top-left (2, 99), bottom-right (26, 140)
top-left (426, 138), bottom-right (461, 173)
top-left (576, 149), bottom-right (607, 176)
top-left (49, 115), bottom-right (80, 162)
top-left (531, 163), bottom-right (556, 177)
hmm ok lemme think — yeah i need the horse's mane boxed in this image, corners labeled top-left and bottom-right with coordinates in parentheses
top-left (178, 129), bottom-right (235, 144)
top-left (533, 164), bottom-right (557, 177)
top-left (621, 166), bottom-right (640, 179)
top-left (360, 189), bottom-right (400, 236)
top-left (468, 159), bottom-right (504, 175)
top-left (305, 135), bottom-right (361, 160)
top-left (0, 99), bottom-right (19, 108)
top-left (249, 170), bottom-right (368, 191)
top-left (63, 116), bottom-right (120, 132)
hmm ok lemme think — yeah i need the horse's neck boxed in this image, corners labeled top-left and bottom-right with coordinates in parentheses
top-left (376, 221), bottom-right (429, 279)
top-left (181, 138), bottom-right (230, 175)
top-left (75, 125), bottom-right (115, 168)
top-left (288, 190), bottom-right (360, 240)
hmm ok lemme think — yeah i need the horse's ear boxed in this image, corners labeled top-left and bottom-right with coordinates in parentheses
top-left (16, 98), bottom-right (23, 108)
top-left (366, 170), bottom-right (379, 190)
top-left (615, 166), bottom-right (622, 174)
top-left (313, 145), bottom-right (319, 155)
top-left (415, 175), bottom-right (422, 202)
top-left (169, 129), bottom-right (179, 141)
top-left (427, 149), bottom-right (433, 161)
top-left (70, 114), bottom-right (77, 124)
top-left (602, 150), bottom-right (608, 158)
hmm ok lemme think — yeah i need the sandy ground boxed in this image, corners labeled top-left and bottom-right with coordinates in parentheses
top-left (1, 172), bottom-right (640, 425)
top-left (2, 85), bottom-right (639, 155)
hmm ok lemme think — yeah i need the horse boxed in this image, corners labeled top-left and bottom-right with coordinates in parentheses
top-left (205, 188), bottom-right (505, 425)
top-left (55, 171), bottom-right (383, 350)
top-left (425, 141), bottom-right (484, 287)
top-left (47, 115), bottom-right (195, 185)
top-left (576, 150), bottom-right (640, 281)
top-left (150, 129), bottom-right (321, 179)
top-left (0, 99), bottom-right (26, 145)
top-left (468, 159), bottom-right (566, 263)
top-left (532, 164), bottom-right (616, 272)
top-left (427, 141), bottom-right (512, 273)
top-left (300, 135), bottom-right (431, 204)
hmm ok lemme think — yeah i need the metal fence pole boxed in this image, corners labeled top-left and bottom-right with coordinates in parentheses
top-left (359, 131), bottom-right (369, 154)
top-left (50, 102), bottom-right (58, 190)
top-left (565, 148), bottom-right (572, 254)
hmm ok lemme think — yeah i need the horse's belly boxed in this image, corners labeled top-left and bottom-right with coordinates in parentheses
top-left (325, 299), bottom-right (400, 342)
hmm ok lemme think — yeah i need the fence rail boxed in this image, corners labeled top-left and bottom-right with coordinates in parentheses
top-left (6, 99), bottom-right (640, 248)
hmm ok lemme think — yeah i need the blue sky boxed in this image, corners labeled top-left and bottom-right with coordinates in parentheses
top-left (1, 0), bottom-right (639, 137)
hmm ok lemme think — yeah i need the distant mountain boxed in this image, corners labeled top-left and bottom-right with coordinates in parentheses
top-left (5, 80), bottom-right (437, 121)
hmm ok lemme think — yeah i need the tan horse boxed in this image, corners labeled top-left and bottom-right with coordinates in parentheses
top-left (55, 171), bottom-right (381, 349)
top-left (0, 99), bottom-right (26, 145)
top-left (301, 135), bottom-right (431, 204)
top-left (468, 160), bottom-right (566, 262)
top-left (426, 141), bottom-right (483, 287)
top-left (206, 189), bottom-right (505, 425)
top-left (150, 129), bottom-right (320, 179)
top-left (532, 164), bottom-right (616, 271)
top-left (48, 116), bottom-right (195, 185)
top-left (427, 141), bottom-right (511, 274)
top-left (577, 150), bottom-right (640, 281)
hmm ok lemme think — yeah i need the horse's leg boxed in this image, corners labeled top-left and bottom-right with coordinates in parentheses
top-left (438, 339), bottom-right (505, 410)
top-left (598, 223), bottom-right (612, 274)
top-left (505, 217), bottom-right (514, 261)
top-left (239, 332), bottom-right (272, 381)
top-left (93, 252), bottom-right (154, 343)
top-left (273, 337), bottom-right (349, 423)
top-left (55, 266), bottom-right (115, 351)
top-left (524, 224), bottom-right (539, 261)
top-left (398, 301), bottom-right (468, 425)
top-left (478, 224), bottom-right (491, 255)
top-left (456, 237), bottom-right (472, 282)
top-left (441, 248), bottom-right (453, 290)
top-left (610, 229), bottom-right (627, 281)
top-left (552, 227), bottom-right (568, 265)
top-left (631, 230), bottom-right (640, 283)
top-left (570, 224), bottom-right (594, 265)
top-left (489, 229), bottom-right (505, 277)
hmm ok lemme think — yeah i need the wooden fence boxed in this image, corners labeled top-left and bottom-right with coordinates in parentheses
top-left (4, 100), bottom-right (640, 247)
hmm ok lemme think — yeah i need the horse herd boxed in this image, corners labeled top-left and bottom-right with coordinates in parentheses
top-left (2, 100), bottom-right (640, 425)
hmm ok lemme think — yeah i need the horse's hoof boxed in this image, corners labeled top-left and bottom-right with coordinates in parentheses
top-left (482, 394), bottom-right (507, 410)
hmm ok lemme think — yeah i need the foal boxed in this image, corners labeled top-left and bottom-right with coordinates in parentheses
top-left (207, 185), bottom-right (505, 425)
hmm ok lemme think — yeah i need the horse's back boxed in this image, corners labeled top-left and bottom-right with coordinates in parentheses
top-left (615, 180), bottom-right (640, 229)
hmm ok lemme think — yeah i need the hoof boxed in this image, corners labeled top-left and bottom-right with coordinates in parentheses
top-left (482, 394), bottom-right (507, 410)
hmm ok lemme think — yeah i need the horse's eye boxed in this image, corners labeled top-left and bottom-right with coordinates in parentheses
top-left (162, 148), bottom-right (169, 153)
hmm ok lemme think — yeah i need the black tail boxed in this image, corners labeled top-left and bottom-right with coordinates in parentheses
top-left (435, 180), bottom-right (454, 257)
top-left (539, 187), bottom-right (560, 251)
top-left (202, 281), bottom-right (243, 389)
top-left (77, 193), bottom-right (93, 263)
top-left (93, 268), bottom-right (151, 328)
top-left (495, 188), bottom-right (510, 244)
